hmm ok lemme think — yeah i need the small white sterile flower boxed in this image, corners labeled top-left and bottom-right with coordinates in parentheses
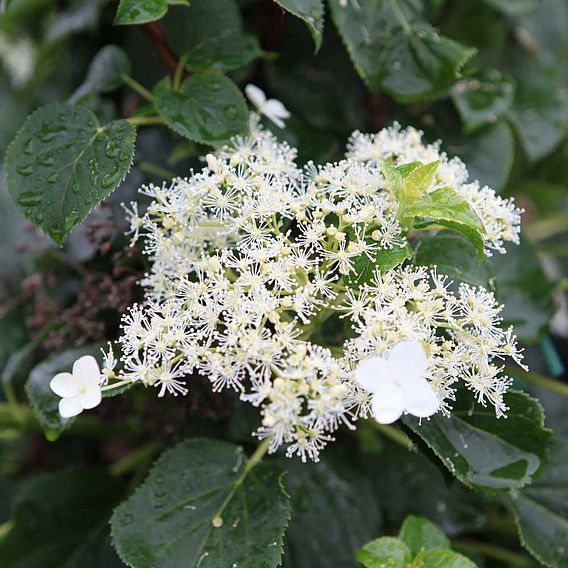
top-left (355, 341), bottom-right (439, 424)
top-left (245, 84), bottom-right (290, 129)
top-left (50, 356), bottom-right (103, 418)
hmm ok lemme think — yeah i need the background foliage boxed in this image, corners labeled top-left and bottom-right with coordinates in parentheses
top-left (1, 0), bottom-right (568, 567)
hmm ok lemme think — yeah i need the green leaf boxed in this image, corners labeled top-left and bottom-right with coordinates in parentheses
top-left (449, 121), bottom-right (514, 191)
top-left (404, 187), bottom-right (485, 255)
top-left (0, 467), bottom-right (124, 567)
top-left (452, 73), bottom-right (515, 133)
top-left (0, 305), bottom-right (27, 373)
top-left (155, 74), bottom-right (248, 146)
top-left (274, 0), bottom-right (324, 51)
top-left (114, 0), bottom-right (168, 25)
top-left (24, 345), bottom-right (102, 439)
top-left (415, 232), bottom-right (493, 287)
top-left (399, 515), bottom-right (449, 555)
top-left (482, 0), bottom-right (537, 15)
top-left (163, 0), bottom-right (260, 72)
top-left (402, 160), bottom-right (440, 201)
top-left (328, 0), bottom-right (475, 102)
top-left (418, 549), bottom-right (478, 567)
top-left (69, 45), bottom-right (131, 104)
top-left (111, 438), bottom-right (291, 568)
top-left (403, 390), bottom-right (551, 493)
top-left (508, 435), bottom-right (568, 568)
top-left (357, 537), bottom-right (411, 568)
top-left (5, 103), bottom-right (136, 245)
top-left (282, 456), bottom-right (381, 568)
top-left (491, 239), bottom-right (556, 343)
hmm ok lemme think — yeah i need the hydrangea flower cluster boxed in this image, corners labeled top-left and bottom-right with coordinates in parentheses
top-left (53, 115), bottom-right (524, 461)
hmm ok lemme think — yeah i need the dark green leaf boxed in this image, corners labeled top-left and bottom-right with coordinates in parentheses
top-left (399, 515), bottom-right (449, 555)
top-left (274, 0), bottom-right (324, 51)
top-left (415, 232), bottom-right (493, 287)
top-left (418, 549), bottom-right (478, 567)
top-left (111, 438), bottom-right (291, 568)
top-left (404, 390), bottom-right (551, 493)
top-left (24, 345), bottom-right (102, 439)
top-left (449, 121), bottom-right (514, 191)
top-left (155, 74), bottom-right (248, 145)
top-left (69, 45), bottom-right (131, 104)
top-left (482, 0), bottom-right (537, 15)
top-left (0, 305), bottom-right (27, 373)
top-left (0, 467), bottom-right (124, 568)
top-left (452, 73), bottom-right (515, 133)
top-left (5, 104), bottom-right (136, 245)
top-left (508, 435), bottom-right (568, 568)
top-left (163, 0), bottom-right (260, 72)
top-left (329, 0), bottom-right (475, 102)
top-left (357, 537), bottom-right (411, 568)
top-left (283, 457), bottom-right (381, 568)
top-left (114, 0), bottom-right (168, 25)
top-left (491, 239), bottom-right (556, 343)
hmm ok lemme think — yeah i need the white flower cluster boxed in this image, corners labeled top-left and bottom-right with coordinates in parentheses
top-left (104, 115), bottom-right (524, 461)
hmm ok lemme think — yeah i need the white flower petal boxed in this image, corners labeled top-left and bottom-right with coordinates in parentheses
top-left (388, 341), bottom-right (428, 382)
top-left (80, 387), bottom-right (102, 410)
top-left (402, 378), bottom-right (440, 418)
top-left (58, 396), bottom-right (83, 418)
top-left (355, 355), bottom-right (389, 392)
top-left (371, 387), bottom-right (404, 424)
top-left (73, 355), bottom-right (100, 384)
top-left (244, 84), bottom-right (266, 108)
top-left (50, 373), bottom-right (79, 398)
top-left (264, 99), bottom-right (291, 119)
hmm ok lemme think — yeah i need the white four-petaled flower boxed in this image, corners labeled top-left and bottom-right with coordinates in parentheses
top-left (50, 355), bottom-right (103, 418)
top-left (245, 84), bottom-right (291, 129)
top-left (355, 341), bottom-right (440, 424)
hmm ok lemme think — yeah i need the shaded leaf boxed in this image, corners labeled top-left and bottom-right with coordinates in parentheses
top-left (415, 232), bottom-right (493, 287)
top-left (508, 435), bottom-right (568, 568)
top-left (5, 104), bottom-right (136, 245)
top-left (452, 73), bottom-right (515, 133)
top-left (282, 457), bottom-right (381, 568)
top-left (350, 241), bottom-right (412, 287)
top-left (491, 239), bottom-right (556, 343)
top-left (403, 390), bottom-right (551, 493)
top-left (111, 438), bottom-right (291, 568)
top-left (274, 0), bottom-right (324, 51)
top-left (482, 0), bottom-right (537, 16)
top-left (155, 74), bottom-right (248, 145)
top-left (163, 0), bottom-right (260, 72)
top-left (329, 0), bottom-right (475, 102)
top-left (0, 467), bottom-right (124, 567)
top-left (69, 45), bottom-right (131, 104)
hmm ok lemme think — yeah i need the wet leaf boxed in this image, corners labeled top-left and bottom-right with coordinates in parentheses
top-left (114, 0), bottom-right (168, 25)
top-left (404, 390), bottom-right (551, 493)
top-left (155, 74), bottom-right (248, 145)
top-left (5, 103), bottom-right (136, 245)
top-left (329, 0), bottom-right (475, 102)
top-left (111, 439), bottom-right (291, 568)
